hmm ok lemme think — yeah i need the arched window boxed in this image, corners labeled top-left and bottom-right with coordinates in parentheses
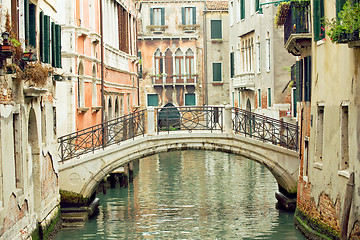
top-left (78, 62), bottom-right (85, 107)
top-left (92, 65), bottom-right (97, 106)
top-left (185, 49), bottom-right (194, 82)
top-left (108, 97), bottom-right (113, 120)
top-left (120, 97), bottom-right (124, 116)
top-left (154, 49), bottom-right (163, 83)
top-left (115, 97), bottom-right (119, 118)
top-left (175, 49), bottom-right (184, 83)
top-left (164, 49), bottom-right (173, 83)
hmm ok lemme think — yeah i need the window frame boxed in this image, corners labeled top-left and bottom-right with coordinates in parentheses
top-left (147, 94), bottom-right (159, 107)
top-left (212, 62), bottom-right (222, 82)
top-left (185, 93), bottom-right (196, 106)
top-left (210, 20), bottom-right (222, 39)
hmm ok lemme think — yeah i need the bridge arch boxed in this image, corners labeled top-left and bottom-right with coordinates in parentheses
top-left (59, 133), bottom-right (299, 201)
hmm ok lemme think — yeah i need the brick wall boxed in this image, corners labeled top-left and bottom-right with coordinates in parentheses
top-left (41, 153), bottom-right (59, 206)
top-left (1, 194), bottom-right (28, 235)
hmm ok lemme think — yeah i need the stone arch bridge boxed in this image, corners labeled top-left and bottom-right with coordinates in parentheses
top-left (58, 106), bottom-right (299, 207)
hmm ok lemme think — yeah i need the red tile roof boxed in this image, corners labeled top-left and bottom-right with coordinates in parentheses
top-left (206, 1), bottom-right (228, 10)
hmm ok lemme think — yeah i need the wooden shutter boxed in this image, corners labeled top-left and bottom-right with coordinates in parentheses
top-left (185, 93), bottom-right (196, 106)
top-left (182, 7), bottom-right (185, 25)
top-left (24, 0), bottom-right (29, 43)
top-left (313, 0), bottom-right (325, 41)
top-left (147, 94), bottom-right (158, 106)
top-left (161, 8), bottom-right (165, 26)
top-left (150, 8), bottom-right (154, 25)
top-left (230, 52), bottom-right (234, 78)
top-left (44, 15), bottom-right (50, 63)
top-left (51, 22), bottom-right (56, 67)
top-left (192, 7), bottom-right (196, 24)
top-left (29, 4), bottom-right (36, 47)
top-left (213, 63), bottom-right (222, 82)
top-left (268, 88), bottom-right (271, 107)
top-left (40, 11), bottom-right (44, 62)
top-left (255, 0), bottom-right (260, 12)
top-left (211, 20), bottom-right (222, 39)
top-left (240, 0), bottom-right (245, 19)
top-left (304, 56), bottom-right (312, 102)
top-left (56, 25), bottom-right (62, 68)
top-left (295, 60), bottom-right (303, 102)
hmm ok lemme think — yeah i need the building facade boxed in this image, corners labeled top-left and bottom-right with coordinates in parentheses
top-left (280, 0), bottom-right (360, 238)
top-left (0, 0), bottom-right (62, 238)
top-left (137, 0), bottom-right (206, 109)
top-left (57, 0), bottom-right (139, 136)
top-left (204, 1), bottom-right (230, 106)
top-left (228, 0), bottom-right (295, 119)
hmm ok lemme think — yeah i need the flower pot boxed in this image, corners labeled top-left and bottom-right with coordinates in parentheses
top-left (337, 33), bottom-right (349, 43)
top-left (21, 52), bottom-right (37, 61)
top-left (348, 30), bottom-right (359, 41)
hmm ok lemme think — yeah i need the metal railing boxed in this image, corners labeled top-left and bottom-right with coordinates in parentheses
top-left (232, 108), bottom-right (298, 151)
top-left (58, 110), bottom-right (147, 161)
top-left (156, 106), bottom-right (223, 133)
top-left (284, 2), bottom-right (310, 45)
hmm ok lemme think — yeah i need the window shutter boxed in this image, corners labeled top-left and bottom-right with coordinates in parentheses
top-left (336, 0), bottom-right (346, 17)
top-left (295, 61), bottom-right (301, 102)
top-left (192, 7), bottom-right (196, 24)
top-left (56, 24), bottom-right (62, 68)
top-left (147, 94), bottom-right (158, 106)
top-left (182, 7), bottom-right (185, 25)
top-left (313, 0), bottom-right (325, 41)
top-left (213, 63), bottom-right (222, 82)
top-left (240, 0), bottom-right (245, 19)
top-left (185, 93), bottom-right (196, 106)
top-left (44, 15), bottom-right (50, 63)
top-left (268, 88), bottom-right (271, 107)
top-left (211, 20), bottom-right (222, 39)
top-left (24, 0), bottom-right (29, 44)
top-left (161, 8), bottom-right (165, 25)
top-left (29, 4), bottom-right (36, 47)
top-left (230, 52), bottom-right (234, 78)
top-left (40, 11), bottom-right (44, 62)
top-left (51, 22), bottom-right (56, 67)
top-left (150, 8), bottom-right (154, 25)
top-left (255, 0), bottom-right (260, 12)
top-left (304, 56), bottom-right (312, 102)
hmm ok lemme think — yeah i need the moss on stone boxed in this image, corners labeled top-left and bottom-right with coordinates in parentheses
top-left (295, 208), bottom-right (340, 240)
top-left (60, 190), bottom-right (89, 208)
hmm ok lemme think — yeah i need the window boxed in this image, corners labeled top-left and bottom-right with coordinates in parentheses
top-left (92, 66), bottom-right (97, 106)
top-left (212, 63), bottom-right (222, 82)
top-left (51, 22), bottom-right (62, 68)
top-left (266, 36), bottom-right (270, 72)
top-left (304, 140), bottom-right (309, 177)
top-left (256, 40), bottom-right (260, 73)
top-left (182, 7), bottom-right (196, 25)
top-left (185, 93), bottom-right (196, 106)
top-left (175, 49), bottom-right (184, 80)
top-left (236, 0), bottom-right (240, 22)
top-left (230, 2), bottom-right (234, 26)
top-left (336, 0), bottom-right (346, 17)
top-left (313, 0), bottom-right (325, 41)
top-left (25, 1), bottom-right (36, 47)
top-left (211, 20), bottom-right (222, 39)
top-left (340, 105), bottom-right (349, 170)
top-left (240, 0), bottom-right (245, 20)
top-left (11, 0), bottom-right (19, 39)
top-left (315, 105), bottom-right (324, 163)
top-left (258, 89), bottom-right (261, 108)
top-left (154, 49), bottom-right (163, 76)
top-left (296, 60), bottom-right (303, 102)
top-left (150, 7), bottom-right (165, 26)
top-left (230, 52), bottom-right (234, 78)
top-left (147, 94), bottom-right (159, 107)
top-left (304, 56), bottom-right (312, 102)
top-left (185, 49), bottom-right (194, 78)
top-left (238, 91), bottom-right (241, 107)
top-left (165, 49), bottom-right (173, 82)
top-left (267, 88), bottom-right (271, 107)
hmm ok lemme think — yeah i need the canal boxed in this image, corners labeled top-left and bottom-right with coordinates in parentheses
top-left (55, 150), bottom-right (306, 239)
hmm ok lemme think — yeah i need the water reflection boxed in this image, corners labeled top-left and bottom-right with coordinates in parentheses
top-left (55, 150), bottom-right (305, 239)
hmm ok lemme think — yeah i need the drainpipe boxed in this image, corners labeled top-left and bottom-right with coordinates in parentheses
top-left (203, 0), bottom-right (208, 105)
top-left (100, 0), bottom-right (105, 144)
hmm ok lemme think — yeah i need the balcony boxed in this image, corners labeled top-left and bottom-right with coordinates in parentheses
top-left (178, 24), bottom-right (199, 33)
top-left (233, 73), bottom-right (255, 90)
top-left (284, 3), bottom-right (312, 56)
top-left (146, 25), bottom-right (168, 34)
top-left (152, 74), bottom-right (197, 86)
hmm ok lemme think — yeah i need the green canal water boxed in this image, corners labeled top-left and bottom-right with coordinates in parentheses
top-left (55, 150), bottom-right (306, 239)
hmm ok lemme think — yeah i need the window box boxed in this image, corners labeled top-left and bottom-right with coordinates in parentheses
top-left (147, 25), bottom-right (168, 33)
top-left (211, 39), bottom-right (223, 43)
top-left (21, 52), bottom-right (37, 62)
top-left (179, 24), bottom-right (199, 32)
top-left (77, 107), bottom-right (90, 114)
top-left (91, 106), bottom-right (102, 113)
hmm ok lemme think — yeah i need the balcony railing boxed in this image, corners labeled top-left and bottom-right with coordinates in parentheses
top-left (284, 3), bottom-right (311, 46)
top-left (152, 74), bottom-right (197, 86)
top-left (233, 73), bottom-right (255, 90)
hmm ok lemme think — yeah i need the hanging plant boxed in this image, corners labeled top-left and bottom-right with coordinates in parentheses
top-left (12, 61), bottom-right (53, 87)
top-left (275, 2), bottom-right (291, 27)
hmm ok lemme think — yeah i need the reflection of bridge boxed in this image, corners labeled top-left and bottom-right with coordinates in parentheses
top-left (58, 106), bottom-right (299, 206)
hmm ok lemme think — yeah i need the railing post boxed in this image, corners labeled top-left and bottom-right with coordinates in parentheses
top-left (224, 105), bottom-right (232, 133)
top-left (147, 107), bottom-right (156, 136)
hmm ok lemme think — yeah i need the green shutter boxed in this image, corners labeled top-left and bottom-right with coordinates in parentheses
top-left (230, 52), bottom-right (234, 78)
top-left (255, 0), bottom-right (260, 12)
top-left (336, 0), bottom-right (346, 17)
top-left (238, 91), bottom-right (241, 107)
top-left (24, 0), bottom-right (29, 43)
top-left (211, 20), bottom-right (222, 39)
top-left (304, 56), bottom-right (312, 102)
top-left (29, 4), bottom-right (36, 47)
top-left (150, 8), bottom-right (154, 25)
top-left (296, 60), bottom-right (304, 102)
top-left (240, 0), bottom-right (245, 19)
top-left (185, 93), bottom-right (195, 106)
top-left (313, 0), bottom-right (325, 41)
top-left (44, 15), bottom-right (50, 63)
top-left (213, 63), bottom-right (222, 82)
top-left (51, 22), bottom-right (56, 67)
top-left (161, 8), bottom-right (165, 25)
top-left (258, 89), bottom-right (261, 108)
top-left (192, 7), bottom-right (196, 24)
top-left (40, 11), bottom-right (44, 61)
top-left (182, 7), bottom-right (185, 25)
top-left (147, 94), bottom-right (158, 106)
top-left (268, 88), bottom-right (271, 107)
top-left (56, 24), bottom-right (62, 68)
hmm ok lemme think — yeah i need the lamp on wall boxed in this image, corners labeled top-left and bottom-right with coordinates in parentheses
top-left (0, 32), bottom-right (13, 59)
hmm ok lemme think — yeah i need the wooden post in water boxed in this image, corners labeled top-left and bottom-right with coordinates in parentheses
top-left (340, 172), bottom-right (354, 240)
